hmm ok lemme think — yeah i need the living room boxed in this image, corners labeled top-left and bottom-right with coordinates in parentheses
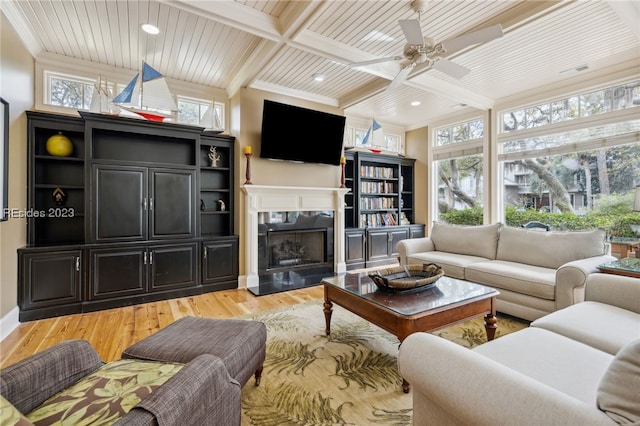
top-left (1, 1), bottom-right (639, 424)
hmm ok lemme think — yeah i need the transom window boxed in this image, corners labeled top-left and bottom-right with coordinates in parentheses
top-left (502, 80), bottom-right (640, 133)
top-left (43, 70), bottom-right (227, 130)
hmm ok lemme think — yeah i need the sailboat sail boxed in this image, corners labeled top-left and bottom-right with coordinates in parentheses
top-left (201, 102), bottom-right (222, 130)
top-left (90, 76), bottom-right (111, 113)
top-left (112, 73), bottom-right (139, 105)
top-left (112, 62), bottom-right (176, 121)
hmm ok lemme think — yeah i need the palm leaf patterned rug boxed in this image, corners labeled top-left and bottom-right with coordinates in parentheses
top-left (240, 301), bottom-right (529, 425)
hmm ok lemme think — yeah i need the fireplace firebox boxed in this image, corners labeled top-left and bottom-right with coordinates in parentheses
top-left (258, 211), bottom-right (334, 274)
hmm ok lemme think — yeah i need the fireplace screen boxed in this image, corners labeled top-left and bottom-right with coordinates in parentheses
top-left (258, 211), bottom-right (334, 273)
top-left (270, 229), bottom-right (326, 268)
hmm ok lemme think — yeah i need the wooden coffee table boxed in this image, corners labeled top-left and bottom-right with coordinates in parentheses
top-left (322, 272), bottom-right (499, 393)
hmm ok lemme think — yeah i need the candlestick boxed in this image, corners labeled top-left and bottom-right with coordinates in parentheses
top-left (244, 153), bottom-right (253, 185)
top-left (340, 162), bottom-right (346, 188)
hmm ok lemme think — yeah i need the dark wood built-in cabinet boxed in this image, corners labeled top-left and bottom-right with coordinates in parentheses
top-left (343, 151), bottom-right (424, 270)
top-left (19, 111), bottom-right (239, 321)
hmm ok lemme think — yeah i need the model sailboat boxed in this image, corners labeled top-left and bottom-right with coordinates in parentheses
top-left (112, 62), bottom-right (177, 122)
top-left (201, 101), bottom-right (223, 131)
top-left (89, 76), bottom-right (112, 114)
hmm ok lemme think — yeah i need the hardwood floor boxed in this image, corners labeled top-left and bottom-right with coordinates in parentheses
top-left (0, 285), bottom-right (325, 368)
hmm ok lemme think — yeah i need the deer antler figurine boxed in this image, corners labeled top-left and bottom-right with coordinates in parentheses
top-left (208, 146), bottom-right (221, 167)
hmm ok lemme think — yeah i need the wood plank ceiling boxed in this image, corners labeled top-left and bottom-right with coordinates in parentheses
top-left (2, 0), bottom-right (639, 130)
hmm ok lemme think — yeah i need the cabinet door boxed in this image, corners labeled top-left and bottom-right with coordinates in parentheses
top-left (149, 242), bottom-right (198, 291)
top-left (409, 224), bottom-right (425, 239)
top-left (202, 237), bottom-right (238, 289)
top-left (94, 165), bottom-right (147, 242)
top-left (19, 250), bottom-right (82, 311)
top-left (367, 229), bottom-right (393, 261)
top-left (150, 169), bottom-right (196, 239)
top-left (89, 247), bottom-right (147, 300)
top-left (345, 229), bottom-right (366, 265)
top-left (389, 227), bottom-right (410, 257)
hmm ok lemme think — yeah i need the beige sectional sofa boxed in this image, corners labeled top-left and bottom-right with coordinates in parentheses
top-left (398, 273), bottom-right (640, 426)
top-left (397, 222), bottom-right (616, 321)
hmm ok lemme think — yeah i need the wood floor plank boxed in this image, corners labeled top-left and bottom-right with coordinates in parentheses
top-left (1, 286), bottom-right (325, 367)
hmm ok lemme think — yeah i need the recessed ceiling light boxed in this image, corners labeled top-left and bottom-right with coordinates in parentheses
top-left (410, 101), bottom-right (421, 106)
top-left (141, 24), bottom-right (160, 35)
top-left (313, 73), bottom-right (326, 82)
top-left (450, 103), bottom-right (468, 109)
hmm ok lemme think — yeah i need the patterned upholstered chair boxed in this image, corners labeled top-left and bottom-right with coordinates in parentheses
top-left (0, 340), bottom-right (241, 425)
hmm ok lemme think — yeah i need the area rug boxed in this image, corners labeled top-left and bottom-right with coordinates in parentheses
top-left (240, 301), bottom-right (529, 425)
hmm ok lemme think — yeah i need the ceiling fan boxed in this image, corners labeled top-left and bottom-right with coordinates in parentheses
top-left (349, 0), bottom-right (503, 90)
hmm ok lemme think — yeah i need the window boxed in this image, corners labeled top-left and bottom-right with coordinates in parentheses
top-left (177, 96), bottom-right (224, 130)
top-left (344, 122), bottom-right (403, 154)
top-left (498, 80), bottom-right (640, 235)
top-left (42, 69), bottom-right (227, 131)
top-left (432, 118), bottom-right (485, 224)
top-left (45, 71), bottom-right (96, 110)
top-left (502, 81), bottom-right (639, 132)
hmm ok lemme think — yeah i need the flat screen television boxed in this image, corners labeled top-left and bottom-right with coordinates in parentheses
top-left (259, 100), bottom-right (346, 165)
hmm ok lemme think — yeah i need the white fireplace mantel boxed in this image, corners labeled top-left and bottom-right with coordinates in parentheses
top-left (242, 185), bottom-right (350, 288)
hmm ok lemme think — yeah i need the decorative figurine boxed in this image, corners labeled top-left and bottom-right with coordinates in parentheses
top-left (52, 187), bottom-right (66, 206)
top-left (208, 146), bottom-right (221, 167)
top-left (217, 200), bottom-right (226, 211)
top-left (200, 199), bottom-right (205, 211)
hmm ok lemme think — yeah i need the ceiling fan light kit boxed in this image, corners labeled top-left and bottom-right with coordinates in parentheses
top-left (350, 0), bottom-right (503, 89)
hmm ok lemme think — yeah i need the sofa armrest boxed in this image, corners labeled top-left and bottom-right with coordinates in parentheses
top-left (0, 340), bottom-right (102, 414)
top-left (585, 273), bottom-right (640, 314)
top-left (555, 255), bottom-right (617, 309)
top-left (398, 333), bottom-right (614, 426)
top-left (396, 237), bottom-right (435, 265)
top-left (117, 354), bottom-right (241, 426)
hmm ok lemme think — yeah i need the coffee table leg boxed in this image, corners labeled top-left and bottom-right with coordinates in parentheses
top-left (323, 299), bottom-right (333, 335)
top-left (484, 313), bottom-right (497, 341)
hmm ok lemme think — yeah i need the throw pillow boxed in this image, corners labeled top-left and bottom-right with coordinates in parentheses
top-left (26, 359), bottom-right (183, 425)
top-left (597, 338), bottom-right (640, 424)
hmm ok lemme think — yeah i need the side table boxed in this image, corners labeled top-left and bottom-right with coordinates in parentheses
top-left (597, 258), bottom-right (640, 279)
top-left (608, 238), bottom-right (640, 259)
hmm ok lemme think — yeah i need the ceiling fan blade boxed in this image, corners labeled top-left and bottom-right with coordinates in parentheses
top-left (349, 56), bottom-right (403, 68)
top-left (439, 24), bottom-right (503, 53)
top-left (399, 19), bottom-right (424, 46)
top-left (432, 58), bottom-right (471, 79)
top-left (388, 64), bottom-right (414, 90)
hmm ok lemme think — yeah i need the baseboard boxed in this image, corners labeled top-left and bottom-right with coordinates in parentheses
top-left (0, 306), bottom-right (20, 342)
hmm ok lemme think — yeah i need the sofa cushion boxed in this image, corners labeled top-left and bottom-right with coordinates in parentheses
top-left (26, 359), bottom-right (183, 425)
top-left (597, 338), bottom-right (640, 425)
top-left (496, 227), bottom-right (606, 269)
top-left (466, 260), bottom-right (556, 300)
top-left (406, 251), bottom-right (489, 279)
top-left (430, 222), bottom-right (501, 260)
top-left (473, 327), bottom-right (613, 405)
top-left (531, 301), bottom-right (640, 355)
